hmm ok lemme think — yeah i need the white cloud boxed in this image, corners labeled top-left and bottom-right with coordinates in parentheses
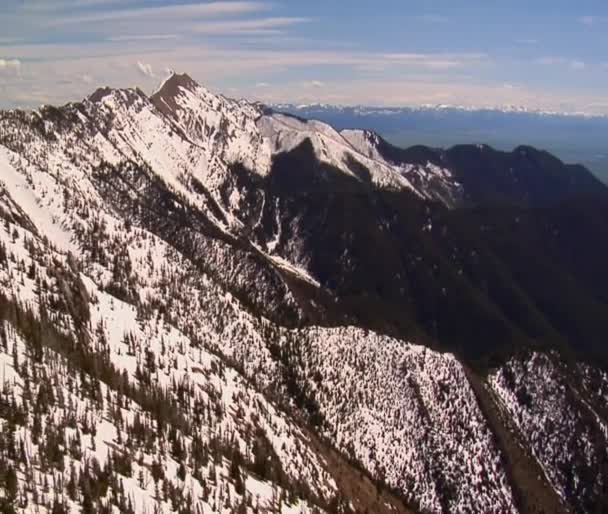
top-left (24, 0), bottom-right (126, 10)
top-left (377, 52), bottom-right (487, 70)
top-left (0, 58), bottom-right (21, 73)
top-left (421, 60), bottom-right (461, 69)
top-left (0, 35), bottom-right (603, 115)
top-left (538, 57), bottom-right (587, 71)
top-left (50, 1), bottom-right (268, 25)
top-left (383, 52), bottom-right (486, 61)
top-left (4, 57), bottom-right (608, 115)
top-left (538, 57), bottom-right (559, 66)
top-left (579, 15), bottom-right (596, 26)
top-left (0, 44), bottom-right (489, 71)
top-left (570, 60), bottom-right (585, 70)
top-left (136, 61), bottom-right (155, 78)
top-left (108, 34), bottom-right (179, 42)
top-left (192, 17), bottom-right (310, 36)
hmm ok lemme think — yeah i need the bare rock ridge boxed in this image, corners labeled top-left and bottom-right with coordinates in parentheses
top-left (0, 72), bottom-right (606, 513)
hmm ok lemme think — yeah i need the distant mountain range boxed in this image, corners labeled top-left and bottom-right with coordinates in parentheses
top-left (273, 103), bottom-right (608, 184)
top-left (0, 72), bottom-right (607, 514)
top-left (273, 102), bottom-right (608, 118)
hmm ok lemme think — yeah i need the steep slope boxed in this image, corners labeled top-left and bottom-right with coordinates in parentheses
top-left (0, 154), bottom-right (417, 514)
top-left (0, 108), bottom-right (518, 513)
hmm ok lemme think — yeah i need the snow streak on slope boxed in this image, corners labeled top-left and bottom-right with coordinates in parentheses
top-left (0, 147), bottom-right (76, 252)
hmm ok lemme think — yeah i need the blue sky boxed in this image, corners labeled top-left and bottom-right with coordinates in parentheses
top-left (0, 0), bottom-right (607, 112)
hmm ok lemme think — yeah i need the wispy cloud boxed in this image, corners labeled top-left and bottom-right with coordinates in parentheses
top-left (538, 57), bottom-right (558, 65)
top-left (570, 60), bottom-right (586, 70)
top-left (376, 52), bottom-right (487, 70)
top-left (192, 17), bottom-right (310, 35)
top-left (538, 57), bottom-right (587, 70)
top-left (0, 37), bottom-right (22, 45)
top-left (306, 80), bottom-right (324, 88)
top-left (0, 44), bottom-right (489, 76)
top-left (0, 58), bottom-right (21, 73)
top-left (578, 15), bottom-right (608, 26)
top-left (382, 52), bottom-right (486, 61)
top-left (108, 34), bottom-right (179, 42)
top-left (578, 15), bottom-right (596, 26)
top-left (136, 61), bottom-right (155, 78)
top-left (50, 1), bottom-right (268, 25)
top-left (24, 0), bottom-right (127, 10)
top-left (0, 43), bottom-right (493, 110)
top-left (515, 38), bottom-right (538, 45)
top-left (2, 48), bottom-right (607, 115)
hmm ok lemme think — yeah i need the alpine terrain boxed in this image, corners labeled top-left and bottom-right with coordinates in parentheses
top-left (0, 72), bottom-right (607, 514)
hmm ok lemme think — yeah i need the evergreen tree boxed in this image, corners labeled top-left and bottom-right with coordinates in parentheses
top-left (4, 464), bottom-right (18, 500)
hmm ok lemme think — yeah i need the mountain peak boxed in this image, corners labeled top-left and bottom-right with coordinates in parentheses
top-left (87, 85), bottom-right (148, 106)
top-left (150, 71), bottom-right (202, 117)
top-left (88, 86), bottom-right (114, 103)
top-left (153, 71), bottom-right (199, 98)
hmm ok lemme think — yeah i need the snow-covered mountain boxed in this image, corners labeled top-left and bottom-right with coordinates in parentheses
top-left (0, 72), bottom-right (607, 514)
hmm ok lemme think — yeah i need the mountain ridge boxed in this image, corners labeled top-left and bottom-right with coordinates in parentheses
top-left (272, 102), bottom-right (608, 120)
